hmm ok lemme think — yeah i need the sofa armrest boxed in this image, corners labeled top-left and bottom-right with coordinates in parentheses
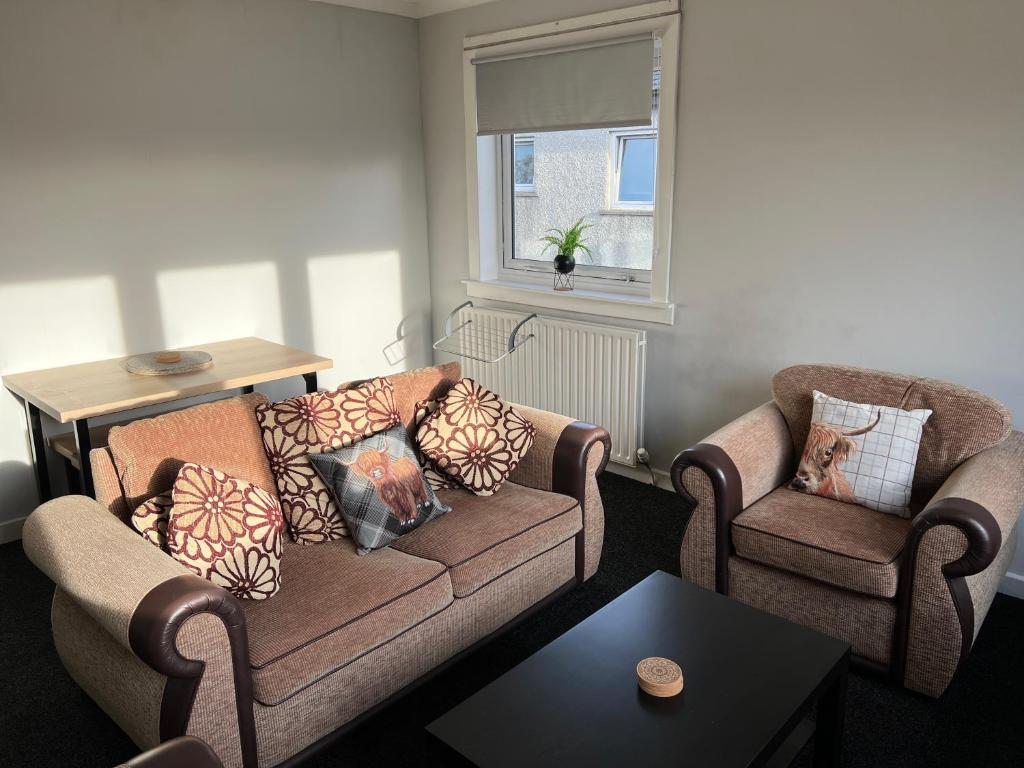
top-left (23, 496), bottom-right (258, 767)
top-left (896, 432), bottom-right (1024, 696)
top-left (124, 737), bottom-right (224, 768)
top-left (670, 401), bottom-right (793, 593)
top-left (506, 404), bottom-right (611, 581)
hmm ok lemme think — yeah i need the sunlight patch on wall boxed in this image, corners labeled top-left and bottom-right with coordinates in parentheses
top-left (307, 251), bottom-right (404, 388)
top-left (156, 262), bottom-right (284, 348)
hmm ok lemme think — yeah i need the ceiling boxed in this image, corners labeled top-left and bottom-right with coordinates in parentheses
top-left (311, 0), bottom-right (499, 19)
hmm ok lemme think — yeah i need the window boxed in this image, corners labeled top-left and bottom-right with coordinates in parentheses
top-left (514, 137), bottom-right (535, 193)
top-left (502, 126), bottom-right (658, 277)
top-left (463, 3), bottom-right (680, 324)
top-left (612, 130), bottom-right (656, 209)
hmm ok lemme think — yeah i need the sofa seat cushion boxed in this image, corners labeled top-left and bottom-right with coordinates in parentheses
top-left (731, 488), bottom-right (911, 598)
top-left (391, 482), bottom-right (581, 597)
top-left (242, 539), bottom-right (453, 706)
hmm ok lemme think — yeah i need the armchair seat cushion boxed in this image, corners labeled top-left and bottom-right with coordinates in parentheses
top-left (242, 540), bottom-right (453, 706)
top-left (392, 482), bottom-right (581, 597)
top-left (731, 488), bottom-right (911, 598)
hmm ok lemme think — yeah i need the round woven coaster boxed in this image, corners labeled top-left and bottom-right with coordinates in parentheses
top-left (123, 350), bottom-right (213, 376)
top-left (636, 657), bottom-right (684, 697)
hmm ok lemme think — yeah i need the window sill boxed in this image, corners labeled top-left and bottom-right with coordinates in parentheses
top-left (599, 207), bottom-right (654, 217)
top-left (463, 279), bottom-right (675, 325)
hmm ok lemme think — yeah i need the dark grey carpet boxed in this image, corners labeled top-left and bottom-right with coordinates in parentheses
top-left (1, 473), bottom-right (1022, 767)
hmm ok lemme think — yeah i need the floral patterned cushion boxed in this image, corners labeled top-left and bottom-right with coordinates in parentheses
top-left (413, 399), bottom-right (461, 491)
top-left (256, 378), bottom-right (400, 544)
top-left (414, 378), bottom-right (536, 496)
top-left (130, 492), bottom-right (172, 549)
top-left (167, 463), bottom-right (285, 601)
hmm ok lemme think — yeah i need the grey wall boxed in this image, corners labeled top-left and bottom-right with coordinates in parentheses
top-left (0, 0), bottom-right (431, 538)
top-left (419, 0), bottom-right (1024, 584)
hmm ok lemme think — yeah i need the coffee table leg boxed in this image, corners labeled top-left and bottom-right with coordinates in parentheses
top-left (302, 372), bottom-right (318, 394)
top-left (25, 401), bottom-right (52, 503)
top-left (814, 658), bottom-right (848, 768)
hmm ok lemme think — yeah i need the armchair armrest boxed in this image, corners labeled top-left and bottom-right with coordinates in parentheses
top-left (124, 736), bottom-right (224, 768)
top-left (23, 496), bottom-right (258, 767)
top-left (896, 431), bottom-right (1024, 696)
top-left (506, 404), bottom-right (611, 581)
top-left (670, 401), bottom-right (793, 593)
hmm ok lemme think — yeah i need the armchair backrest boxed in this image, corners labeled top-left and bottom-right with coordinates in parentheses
top-left (772, 364), bottom-right (1012, 506)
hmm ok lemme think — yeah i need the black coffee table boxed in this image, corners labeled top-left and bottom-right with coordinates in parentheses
top-left (428, 571), bottom-right (850, 767)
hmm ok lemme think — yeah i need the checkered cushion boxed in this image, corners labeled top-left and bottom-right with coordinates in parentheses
top-left (308, 424), bottom-right (450, 555)
top-left (791, 390), bottom-right (932, 517)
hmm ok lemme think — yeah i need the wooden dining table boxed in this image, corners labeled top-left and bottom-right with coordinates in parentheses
top-left (2, 337), bottom-right (332, 501)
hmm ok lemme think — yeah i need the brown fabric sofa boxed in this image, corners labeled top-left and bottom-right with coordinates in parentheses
top-left (671, 364), bottom-right (1023, 698)
top-left (23, 363), bottom-right (610, 768)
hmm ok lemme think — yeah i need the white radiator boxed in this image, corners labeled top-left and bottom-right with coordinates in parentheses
top-left (456, 307), bottom-right (646, 466)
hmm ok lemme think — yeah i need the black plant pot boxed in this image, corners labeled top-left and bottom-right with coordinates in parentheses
top-left (553, 252), bottom-right (575, 291)
top-left (553, 252), bottom-right (576, 274)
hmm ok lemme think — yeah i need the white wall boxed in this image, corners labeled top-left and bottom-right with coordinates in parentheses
top-left (419, 0), bottom-right (1024, 583)
top-left (0, 0), bottom-right (432, 538)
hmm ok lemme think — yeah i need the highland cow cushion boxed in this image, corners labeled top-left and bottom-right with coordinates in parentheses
top-left (130, 492), bottom-right (172, 549)
top-left (790, 390), bottom-right (932, 517)
top-left (167, 463), bottom-right (285, 600)
top-left (256, 377), bottom-right (400, 544)
top-left (308, 424), bottom-right (450, 555)
top-left (415, 378), bottom-right (535, 496)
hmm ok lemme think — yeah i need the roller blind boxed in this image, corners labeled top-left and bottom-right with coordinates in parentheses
top-left (474, 37), bottom-right (654, 136)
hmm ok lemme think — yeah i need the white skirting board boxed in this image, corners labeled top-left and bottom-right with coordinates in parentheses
top-left (0, 515), bottom-right (27, 546)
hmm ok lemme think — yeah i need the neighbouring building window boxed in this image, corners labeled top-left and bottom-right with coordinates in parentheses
top-left (612, 130), bottom-right (656, 209)
top-left (514, 136), bottom-right (535, 193)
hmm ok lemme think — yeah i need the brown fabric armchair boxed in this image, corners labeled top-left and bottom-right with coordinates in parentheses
top-left (671, 364), bottom-right (1023, 697)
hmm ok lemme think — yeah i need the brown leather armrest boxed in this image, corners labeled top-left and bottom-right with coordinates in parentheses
top-left (125, 736), bottom-right (224, 768)
top-left (671, 443), bottom-right (742, 593)
top-left (551, 421), bottom-right (611, 505)
top-left (128, 575), bottom-right (257, 766)
top-left (893, 497), bottom-right (1002, 686)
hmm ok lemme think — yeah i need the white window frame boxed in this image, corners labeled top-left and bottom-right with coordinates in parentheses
top-left (499, 133), bottom-right (653, 290)
top-left (462, 1), bottom-right (679, 325)
top-left (513, 135), bottom-right (536, 194)
top-left (609, 128), bottom-right (657, 211)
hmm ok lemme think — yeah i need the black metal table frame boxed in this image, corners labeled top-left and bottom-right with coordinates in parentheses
top-left (25, 372), bottom-right (318, 501)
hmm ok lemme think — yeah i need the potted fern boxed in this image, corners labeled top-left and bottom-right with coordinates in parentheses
top-left (541, 218), bottom-right (592, 292)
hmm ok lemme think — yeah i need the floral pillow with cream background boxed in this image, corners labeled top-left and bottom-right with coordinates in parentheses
top-left (415, 378), bottom-right (535, 496)
top-left (167, 462), bottom-right (286, 600)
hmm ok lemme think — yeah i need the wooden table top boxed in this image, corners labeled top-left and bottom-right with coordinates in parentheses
top-left (2, 337), bottom-right (333, 423)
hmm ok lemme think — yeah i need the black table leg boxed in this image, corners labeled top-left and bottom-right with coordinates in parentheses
top-left (242, 385), bottom-right (254, 394)
top-left (302, 372), bottom-right (318, 394)
top-left (814, 655), bottom-right (848, 768)
top-left (25, 401), bottom-right (52, 503)
top-left (74, 418), bottom-right (95, 498)
top-left (64, 460), bottom-right (82, 495)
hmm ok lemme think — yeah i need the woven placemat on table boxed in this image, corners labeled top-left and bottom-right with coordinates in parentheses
top-left (122, 350), bottom-right (213, 376)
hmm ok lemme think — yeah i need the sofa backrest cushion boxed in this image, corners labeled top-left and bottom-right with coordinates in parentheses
top-left (773, 364), bottom-right (1012, 506)
top-left (389, 362), bottom-right (461, 431)
top-left (107, 392), bottom-right (277, 511)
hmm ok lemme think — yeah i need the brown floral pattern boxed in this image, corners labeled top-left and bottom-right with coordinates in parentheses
top-left (415, 378), bottom-right (534, 496)
top-left (441, 378), bottom-right (504, 426)
top-left (256, 378), bottom-right (399, 543)
top-left (130, 492), bottom-right (172, 549)
top-left (167, 463), bottom-right (284, 600)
